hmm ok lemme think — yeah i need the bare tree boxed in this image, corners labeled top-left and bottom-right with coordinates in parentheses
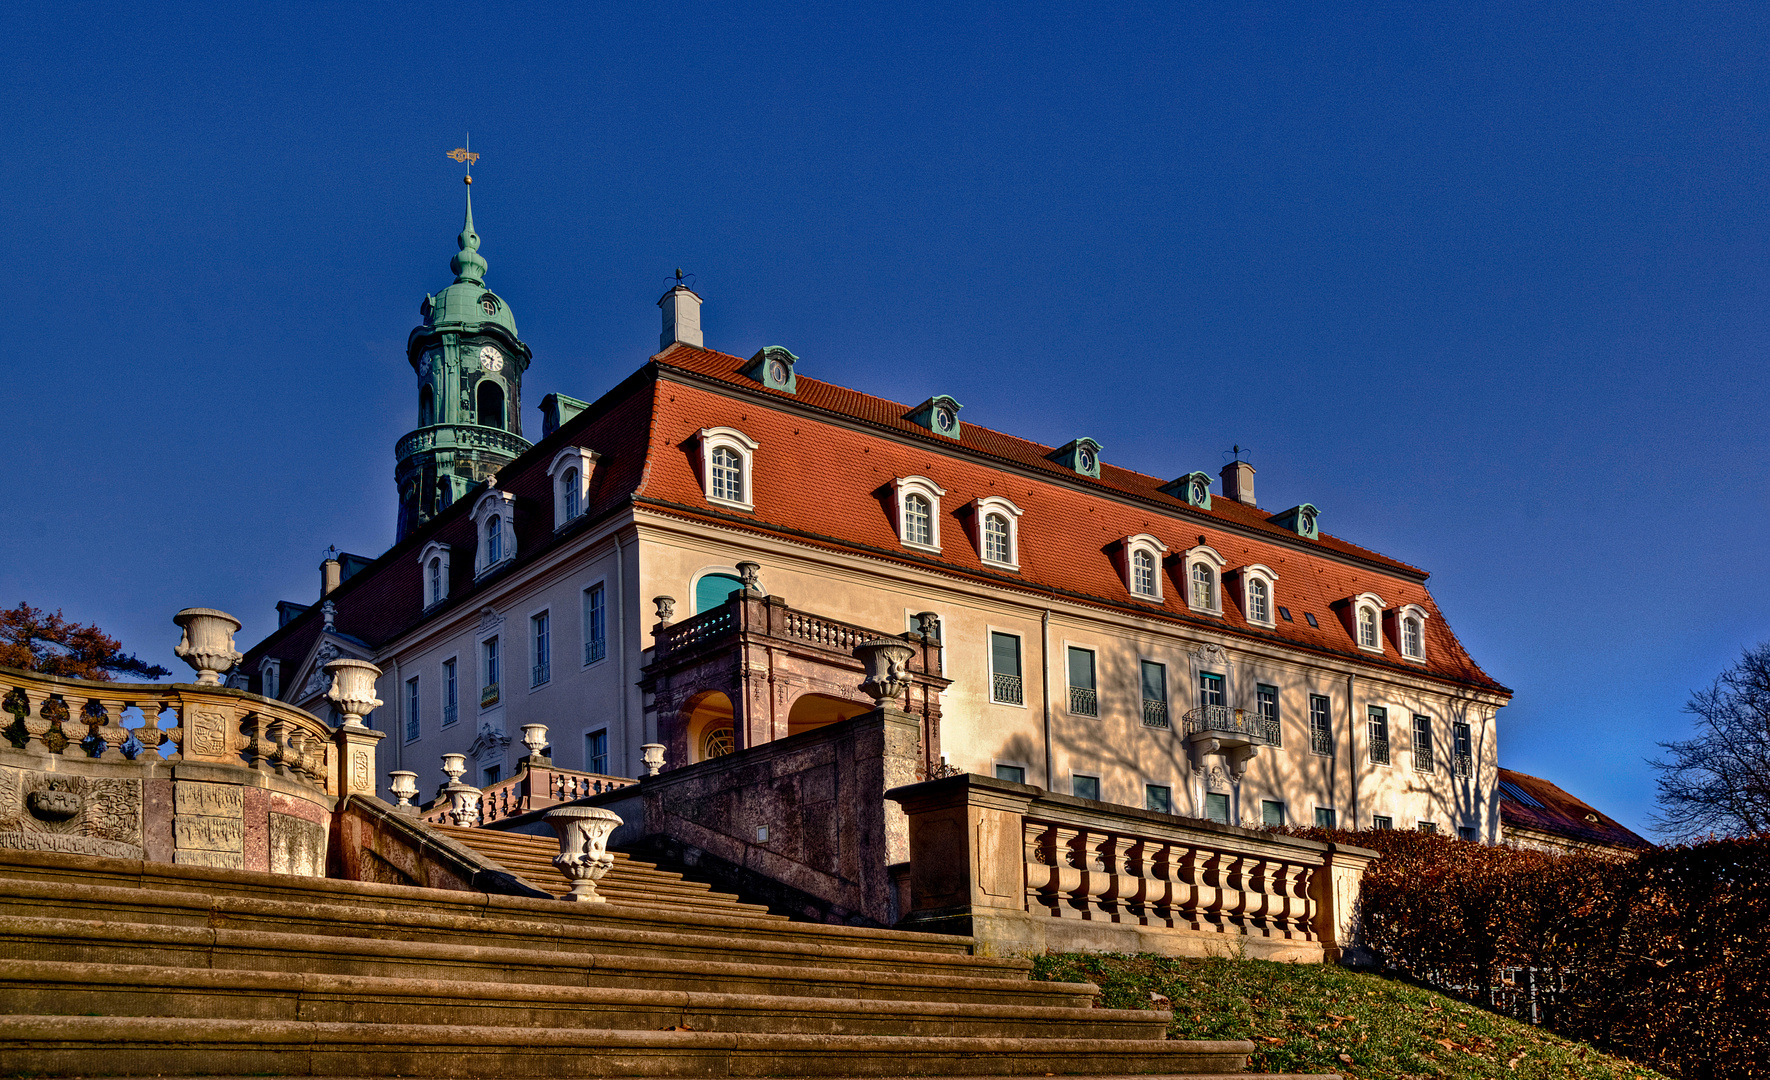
top-left (1649, 642), bottom-right (1770, 839)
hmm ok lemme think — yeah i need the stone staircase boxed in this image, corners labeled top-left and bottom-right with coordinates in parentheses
top-left (0, 846), bottom-right (1336, 1079)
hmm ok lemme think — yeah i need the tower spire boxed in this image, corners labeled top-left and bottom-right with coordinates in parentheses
top-left (450, 175), bottom-right (487, 285)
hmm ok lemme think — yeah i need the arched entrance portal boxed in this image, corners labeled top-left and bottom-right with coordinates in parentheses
top-left (787, 693), bottom-right (869, 738)
top-left (684, 689), bottom-right (735, 762)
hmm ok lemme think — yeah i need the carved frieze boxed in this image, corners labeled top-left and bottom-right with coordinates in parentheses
top-left (269, 813), bottom-right (326, 877)
top-left (0, 767), bottom-right (143, 848)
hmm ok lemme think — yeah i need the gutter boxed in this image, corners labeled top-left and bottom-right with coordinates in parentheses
top-left (1041, 607), bottom-right (1054, 790)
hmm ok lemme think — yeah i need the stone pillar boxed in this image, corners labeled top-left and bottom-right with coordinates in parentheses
top-left (888, 772), bottom-right (1042, 955)
top-left (325, 659), bottom-right (386, 799)
top-left (1310, 842), bottom-right (1379, 964)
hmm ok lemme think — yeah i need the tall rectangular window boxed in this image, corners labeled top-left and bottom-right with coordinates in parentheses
top-left (1261, 799), bottom-right (1285, 826)
top-left (990, 632), bottom-right (1023, 705)
top-left (583, 583), bottom-right (607, 664)
top-left (1315, 807), bottom-right (1337, 829)
top-left (586, 729), bottom-right (608, 775)
top-left (404, 676), bottom-right (420, 743)
top-left (263, 664), bottom-right (279, 699)
top-left (1368, 705), bottom-right (1390, 765)
top-left (1147, 784), bottom-right (1173, 815)
top-left (1453, 721), bottom-right (1473, 777)
top-left (531, 612), bottom-right (551, 686)
top-left (1203, 791), bottom-right (1227, 823)
top-left (1412, 714), bottom-right (1434, 772)
top-left (442, 658), bottom-right (458, 726)
top-left (1198, 672), bottom-right (1225, 708)
top-left (1141, 660), bottom-right (1169, 729)
top-left (1309, 694), bottom-right (1332, 756)
top-left (482, 637), bottom-right (500, 706)
top-left (1067, 647), bottom-right (1097, 717)
top-left (1071, 774), bottom-right (1100, 801)
top-left (1257, 683), bottom-right (1280, 746)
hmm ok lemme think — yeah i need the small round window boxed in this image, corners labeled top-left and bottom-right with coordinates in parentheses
top-left (935, 407), bottom-right (956, 431)
top-left (480, 296), bottom-right (497, 315)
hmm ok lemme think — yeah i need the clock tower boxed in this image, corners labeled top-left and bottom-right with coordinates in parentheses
top-left (395, 178), bottom-right (534, 541)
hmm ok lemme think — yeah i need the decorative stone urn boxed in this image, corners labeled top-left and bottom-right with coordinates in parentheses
top-left (387, 771), bottom-right (419, 811)
top-left (448, 785), bottom-right (482, 826)
top-left (653, 596), bottom-right (676, 626)
top-left (544, 805), bottom-right (624, 902)
top-left (172, 608), bottom-right (243, 686)
top-left (639, 743), bottom-right (666, 777)
top-left (737, 561), bottom-right (764, 593)
top-left (854, 638), bottom-right (916, 704)
top-left (521, 723), bottom-right (550, 763)
top-left (324, 658), bottom-right (383, 728)
top-left (440, 753), bottom-right (467, 785)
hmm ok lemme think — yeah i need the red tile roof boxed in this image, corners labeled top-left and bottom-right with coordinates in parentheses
top-left (1499, 768), bottom-right (1651, 851)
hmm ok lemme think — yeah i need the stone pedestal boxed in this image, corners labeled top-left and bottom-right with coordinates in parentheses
top-left (333, 724), bottom-right (385, 799)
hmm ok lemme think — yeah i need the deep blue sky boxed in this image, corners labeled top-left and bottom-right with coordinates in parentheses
top-left (7, 3), bottom-right (1768, 836)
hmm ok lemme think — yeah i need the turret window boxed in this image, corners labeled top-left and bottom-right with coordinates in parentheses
top-left (476, 380), bottom-right (506, 430)
top-left (419, 385), bottom-right (434, 427)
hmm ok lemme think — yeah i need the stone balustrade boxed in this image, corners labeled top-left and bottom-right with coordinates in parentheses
top-left (416, 727), bottom-right (636, 828)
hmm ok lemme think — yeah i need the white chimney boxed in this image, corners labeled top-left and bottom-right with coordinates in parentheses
top-left (658, 284), bottom-right (703, 350)
top-left (1220, 460), bottom-right (1256, 506)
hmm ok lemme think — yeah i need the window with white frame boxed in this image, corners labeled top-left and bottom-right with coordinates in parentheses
top-left (1348, 591), bottom-right (1385, 653)
top-left (1071, 774), bottom-right (1101, 801)
top-left (583, 583), bottom-right (607, 665)
top-left (1183, 545), bottom-right (1225, 615)
top-left (586, 728), bottom-right (609, 775)
top-left (989, 631), bottom-right (1024, 705)
top-left (1239, 564), bottom-right (1279, 627)
top-left (1120, 533), bottom-right (1169, 601)
top-left (1396, 603), bottom-right (1430, 662)
top-left (892, 476), bottom-right (947, 553)
top-left (470, 490), bottom-right (517, 576)
top-left (698, 427), bottom-right (758, 510)
top-left (971, 496), bottom-right (1022, 570)
top-left (417, 541), bottom-right (451, 608)
top-left (548, 447), bottom-right (598, 529)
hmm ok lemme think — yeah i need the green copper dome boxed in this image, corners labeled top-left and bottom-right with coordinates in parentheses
top-left (419, 180), bottom-right (520, 339)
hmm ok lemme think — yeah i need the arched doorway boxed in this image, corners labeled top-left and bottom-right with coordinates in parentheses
top-left (694, 572), bottom-right (744, 614)
top-left (476, 380), bottom-right (506, 430)
top-left (787, 693), bottom-right (867, 738)
top-left (684, 689), bottom-right (735, 762)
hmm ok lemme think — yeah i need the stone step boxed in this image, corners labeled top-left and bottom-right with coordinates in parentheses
top-left (0, 850), bottom-right (976, 956)
top-left (0, 1015), bottom-right (1272, 1078)
top-left (0, 960), bottom-right (1169, 1040)
top-left (0, 916), bottom-right (1094, 1007)
top-left (436, 826), bottom-right (772, 911)
top-left (0, 880), bottom-right (1031, 982)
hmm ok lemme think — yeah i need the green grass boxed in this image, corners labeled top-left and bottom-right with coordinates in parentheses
top-left (1031, 951), bottom-right (1669, 1080)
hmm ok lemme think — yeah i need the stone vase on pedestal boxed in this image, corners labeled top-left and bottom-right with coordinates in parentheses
top-left (172, 608), bottom-right (243, 686)
top-left (544, 805), bottom-right (624, 902)
top-left (640, 743), bottom-right (666, 777)
top-left (324, 659), bottom-right (383, 728)
top-left (854, 638), bottom-right (916, 704)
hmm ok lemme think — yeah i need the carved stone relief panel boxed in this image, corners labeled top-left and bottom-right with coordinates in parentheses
top-left (1205, 765), bottom-right (1232, 794)
top-left (0, 766), bottom-right (145, 858)
top-left (268, 812), bottom-right (326, 877)
top-left (172, 780), bottom-right (244, 869)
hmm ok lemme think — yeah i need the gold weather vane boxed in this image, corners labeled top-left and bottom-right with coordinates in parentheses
top-left (448, 137), bottom-right (479, 183)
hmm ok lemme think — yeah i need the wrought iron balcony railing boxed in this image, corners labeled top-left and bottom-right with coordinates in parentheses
top-left (1182, 704), bottom-right (1279, 745)
top-left (442, 703), bottom-right (458, 727)
top-left (1142, 699), bottom-right (1169, 729)
top-left (1369, 736), bottom-right (1390, 765)
top-left (1414, 745), bottom-right (1435, 773)
top-left (992, 673), bottom-right (1024, 706)
top-left (1455, 751), bottom-right (1472, 778)
top-left (584, 637), bottom-right (606, 664)
top-left (1069, 686), bottom-right (1098, 717)
top-left (532, 662), bottom-right (550, 686)
top-left (1310, 727), bottom-right (1332, 755)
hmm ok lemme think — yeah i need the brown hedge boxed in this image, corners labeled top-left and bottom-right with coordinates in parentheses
top-left (1281, 828), bottom-right (1770, 1080)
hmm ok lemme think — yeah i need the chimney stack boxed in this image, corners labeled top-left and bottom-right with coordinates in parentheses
top-left (320, 547), bottom-right (342, 598)
top-left (1220, 460), bottom-right (1256, 507)
top-left (658, 279), bottom-right (703, 350)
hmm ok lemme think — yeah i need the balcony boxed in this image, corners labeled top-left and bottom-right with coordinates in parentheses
top-left (531, 662), bottom-right (550, 687)
top-left (395, 423), bottom-right (532, 463)
top-left (585, 637), bottom-right (606, 664)
top-left (992, 673), bottom-right (1024, 706)
top-left (1142, 698), bottom-right (1169, 729)
top-left (1183, 704), bottom-right (1280, 747)
top-left (442, 702), bottom-right (458, 727)
top-left (1310, 726), bottom-right (1332, 755)
top-left (1455, 751), bottom-right (1473, 778)
top-left (480, 684), bottom-right (499, 708)
top-left (1069, 686), bottom-right (1097, 717)
top-left (1370, 736), bottom-right (1390, 765)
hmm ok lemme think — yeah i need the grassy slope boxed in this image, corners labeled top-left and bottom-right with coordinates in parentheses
top-left (1031, 952), bottom-right (1669, 1080)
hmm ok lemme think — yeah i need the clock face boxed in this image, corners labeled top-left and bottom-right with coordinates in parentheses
top-left (478, 345), bottom-right (504, 372)
top-left (418, 351), bottom-right (434, 378)
top-left (768, 359), bottom-right (788, 384)
top-left (935, 407), bottom-right (955, 432)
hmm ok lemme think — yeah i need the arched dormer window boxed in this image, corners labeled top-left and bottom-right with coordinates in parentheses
top-left (1395, 603), bottom-right (1430, 662)
top-left (970, 495), bottom-right (1024, 571)
top-left (1344, 591), bottom-right (1386, 654)
top-left (418, 385), bottom-right (435, 427)
top-left (417, 540), bottom-right (451, 609)
top-left (476, 380), bottom-right (506, 431)
top-left (1182, 544), bottom-right (1226, 615)
top-left (1238, 563), bottom-right (1280, 629)
top-left (892, 476), bottom-right (947, 553)
top-left (698, 427), bottom-right (758, 511)
top-left (1120, 533), bottom-right (1169, 601)
top-left (470, 489), bottom-right (516, 577)
top-left (548, 447), bottom-right (599, 530)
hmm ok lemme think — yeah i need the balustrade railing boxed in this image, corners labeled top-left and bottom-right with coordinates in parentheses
top-left (1142, 699), bottom-right (1169, 729)
top-left (992, 673), bottom-right (1024, 706)
top-left (780, 610), bottom-right (870, 652)
top-left (1182, 703), bottom-right (1280, 745)
top-left (655, 606), bottom-right (735, 654)
top-left (420, 764), bottom-right (636, 827)
top-left (0, 666), bottom-right (335, 795)
top-left (1022, 816), bottom-right (1320, 940)
top-left (395, 424), bottom-right (532, 462)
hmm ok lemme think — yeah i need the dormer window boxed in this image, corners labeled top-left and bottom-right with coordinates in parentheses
top-left (698, 427), bottom-right (758, 511)
top-left (417, 540), bottom-right (451, 608)
top-left (470, 490), bottom-right (517, 577)
top-left (1182, 544), bottom-right (1226, 615)
top-left (1050, 438), bottom-right (1104, 479)
top-left (1395, 603), bottom-right (1431, 662)
top-left (892, 476), bottom-right (947, 553)
top-left (1119, 534), bottom-right (1169, 601)
top-left (907, 396), bottom-right (963, 441)
top-left (970, 496), bottom-right (1023, 571)
top-left (1159, 471), bottom-right (1213, 510)
top-left (740, 346), bottom-right (799, 394)
top-left (1345, 591), bottom-right (1387, 653)
top-left (1238, 564), bottom-right (1280, 629)
top-left (548, 447), bottom-right (599, 529)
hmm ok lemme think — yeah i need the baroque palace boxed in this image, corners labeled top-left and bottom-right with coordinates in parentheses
top-left (241, 187), bottom-right (1511, 842)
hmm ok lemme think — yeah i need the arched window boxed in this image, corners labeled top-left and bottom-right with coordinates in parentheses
top-left (418, 385), bottom-right (434, 427)
top-left (561, 467), bottom-right (579, 520)
top-left (710, 447), bottom-right (743, 503)
top-left (904, 494), bottom-right (932, 546)
top-left (695, 572), bottom-right (745, 614)
top-left (428, 558), bottom-right (442, 606)
top-left (1191, 562), bottom-right (1215, 610)
top-left (486, 515), bottom-right (503, 564)
top-left (1249, 578), bottom-right (1270, 624)
top-left (1132, 549), bottom-right (1156, 597)
top-left (983, 513), bottom-right (1011, 564)
top-left (1358, 606), bottom-right (1378, 649)
top-left (476, 381), bottom-right (506, 430)
top-left (1403, 616), bottom-right (1423, 659)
